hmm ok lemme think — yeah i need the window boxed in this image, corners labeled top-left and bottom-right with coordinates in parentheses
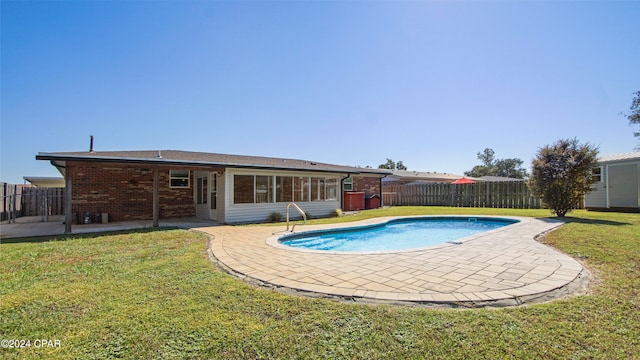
top-left (276, 176), bottom-right (293, 202)
top-left (234, 174), bottom-right (340, 204)
top-left (294, 176), bottom-right (309, 202)
top-left (255, 175), bottom-right (273, 203)
top-left (170, 170), bottom-right (190, 188)
top-left (311, 177), bottom-right (325, 201)
top-left (592, 167), bottom-right (602, 182)
top-left (343, 175), bottom-right (353, 191)
top-left (233, 175), bottom-right (254, 203)
top-left (326, 178), bottom-right (338, 200)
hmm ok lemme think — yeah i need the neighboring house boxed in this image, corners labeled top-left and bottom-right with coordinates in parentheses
top-left (23, 176), bottom-right (66, 187)
top-left (36, 150), bottom-right (390, 231)
top-left (584, 153), bottom-right (640, 211)
top-left (383, 170), bottom-right (465, 184)
top-left (477, 176), bottom-right (524, 182)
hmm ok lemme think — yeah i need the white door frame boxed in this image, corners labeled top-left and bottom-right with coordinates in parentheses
top-left (194, 171), bottom-right (210, 220)
top-left (209, 172), bottom-right (218, 221)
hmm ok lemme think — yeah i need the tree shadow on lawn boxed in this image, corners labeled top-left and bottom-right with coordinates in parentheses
top-left (0, 227), bottom-right (182, 245)
top-left (542, 216), bottom-right (631, 227)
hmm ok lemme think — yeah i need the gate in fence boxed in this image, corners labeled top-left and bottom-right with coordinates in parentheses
top-left (1, 183), bottom-right (65, 223)
top-left (382, 181), bottom-right (546, 209)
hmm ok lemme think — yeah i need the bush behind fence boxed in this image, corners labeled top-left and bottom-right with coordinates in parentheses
top-left (382, 181), bottom-right (551, 209)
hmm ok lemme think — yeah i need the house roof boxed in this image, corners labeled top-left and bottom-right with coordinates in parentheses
top-left (23, 176), bottom-right (66, 187)
top-left (478, 176), bottom-right (525, 182)
top-left (36, 150), bottom-right (391, 175)
top-left (383, 170), bottom-right (464, 183)
top-left (597, 152), bottom-right (640, 163)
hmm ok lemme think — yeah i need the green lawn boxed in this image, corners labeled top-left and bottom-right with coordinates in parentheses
top-left (1, 207), bottom-right (638, 359)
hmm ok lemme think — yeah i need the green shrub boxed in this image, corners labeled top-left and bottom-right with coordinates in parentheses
top-left (267, 211), bottom-right (282, 223)
top-left (529, 138), bottom-right (599, 217)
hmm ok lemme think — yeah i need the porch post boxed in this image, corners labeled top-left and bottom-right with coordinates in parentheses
top-left (153, 168), bottom-right (159, 227)
top-left (64, 167), bottom-right (72, 234)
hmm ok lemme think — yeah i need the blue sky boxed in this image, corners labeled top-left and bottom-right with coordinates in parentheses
top-left (2, 1), bottom-right (639, 184)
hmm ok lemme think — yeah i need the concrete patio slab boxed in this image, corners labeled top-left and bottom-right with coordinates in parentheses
top-left (200, 216), bottom-right (590, 307)
top-left (0, 215), bottom-right (219, 240)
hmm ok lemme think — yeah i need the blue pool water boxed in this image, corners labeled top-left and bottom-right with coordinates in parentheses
top-left (279, 217), bottom-right (517, 252)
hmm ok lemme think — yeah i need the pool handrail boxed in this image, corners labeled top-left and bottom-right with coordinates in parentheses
top-left (286, 202), bottom-right (307, 232)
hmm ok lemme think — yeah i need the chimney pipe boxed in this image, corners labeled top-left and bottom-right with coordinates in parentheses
top-left (90, 135), bottom-right (94, 153)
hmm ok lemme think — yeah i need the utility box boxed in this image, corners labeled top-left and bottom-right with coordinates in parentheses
top-left (101, 213), bottom-right (109, 224)
top-left (343, 191), bottom-right (365, 211)
top-left (365, 194), bottom-right (380, 209)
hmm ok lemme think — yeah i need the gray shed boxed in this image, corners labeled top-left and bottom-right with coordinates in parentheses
top-left (584, 153), bottom-right (640, 211)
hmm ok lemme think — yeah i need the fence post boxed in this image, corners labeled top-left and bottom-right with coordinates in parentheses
top-left (12, 184), bottom-right (17, 223)
top-left (2, 182), bottom-right (6, 222)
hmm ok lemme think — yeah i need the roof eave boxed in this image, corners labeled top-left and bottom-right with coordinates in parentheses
top-left (35, 153), bottom-right (389, 175)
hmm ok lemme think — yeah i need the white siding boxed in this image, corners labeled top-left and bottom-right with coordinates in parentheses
top-left (585, 157), bottom-right (640, 209)
top-left (585, 166), bottom-right (608, 208)
top-left (223, 168), bottom-right (345, 224)
top-left (608, 163), bottom-right (640, 208)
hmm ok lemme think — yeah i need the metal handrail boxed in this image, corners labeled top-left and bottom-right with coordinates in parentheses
top-left (286, 202), bottom-right (307, 232)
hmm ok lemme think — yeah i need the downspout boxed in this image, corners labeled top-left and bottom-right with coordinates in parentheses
top-left (380, 174), bottom-right (387, 207)
top-left (340, 173), bottom-right (352, 210)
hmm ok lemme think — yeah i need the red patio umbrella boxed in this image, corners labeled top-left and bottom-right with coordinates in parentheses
top-left (451, 177), bottom-right (476, 184)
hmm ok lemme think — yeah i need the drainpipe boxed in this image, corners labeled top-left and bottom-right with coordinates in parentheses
top-left (340, 173), bottom-right (352, 210)
top-left (380, 174), bottom-right (388, 207)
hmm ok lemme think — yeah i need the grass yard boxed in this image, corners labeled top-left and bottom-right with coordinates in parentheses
top-left (1, 207), bottom-right (638, 359)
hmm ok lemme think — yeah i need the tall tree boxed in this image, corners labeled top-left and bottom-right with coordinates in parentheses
top-left (528, 138), bottom-right (599, 217)
top-left (378, 158), bottom-right (407, 170)
top-left (464, 148), bottom-right (528, 179)
top-left (624, 90), bottom-right (640, 149)
top-left (477, 148), bottom-right (495, 167)
top-left (494, 158), bottom-right (529, 179)
top-left (378, 158), bottom-right (396, 170)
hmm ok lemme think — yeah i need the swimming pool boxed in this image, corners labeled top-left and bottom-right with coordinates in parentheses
top-left (279, 216), bottom-right (518, 252)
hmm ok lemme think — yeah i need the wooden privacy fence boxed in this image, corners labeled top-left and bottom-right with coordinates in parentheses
top-left (383, 181), bottom-right (546, 209)
top-left (1, 183), bottom-right (65, 222)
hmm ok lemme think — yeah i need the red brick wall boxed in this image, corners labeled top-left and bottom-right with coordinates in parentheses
top-left (342, 175), bottom-right (383, 210)
top-left (157, 168), bottom-right (195, 219)
top-left (68, 162), bottom-right (195, 223)
top-left (353, 175), bottom-right (381, 196)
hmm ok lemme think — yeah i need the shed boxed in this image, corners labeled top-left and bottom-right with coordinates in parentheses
top-left (584, 153), bottom-right (640, 211)
top-left (343, 192), bottom-right (365, 211)
top-left (365, 194), bottom-right (380, 209)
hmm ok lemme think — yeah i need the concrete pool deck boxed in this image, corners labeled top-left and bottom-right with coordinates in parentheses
top-left (201, 216), bottom-right (590, 307)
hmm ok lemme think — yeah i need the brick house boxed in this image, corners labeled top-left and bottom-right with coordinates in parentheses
top-left (36, 150), bottom-right (389, 232)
